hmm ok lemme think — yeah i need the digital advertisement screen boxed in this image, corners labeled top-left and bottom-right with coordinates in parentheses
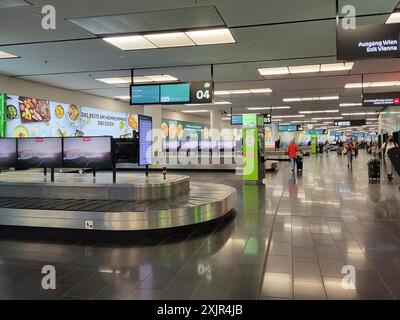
top-left (180, 140), bottom-right (199, 150)
top-left (200, 141), bottom-right (218, 150)
top-left (231, 115), bottom-right (243, 126)
top-left (17, 137), bottom-right (63, 168)
top-left (219, 140), bottom-right (235, 150)
top-left (130, 85), bottom-right (160, 105)
top-left (138, 115), bottom-right (153, 166)
top-left (0, 139), bottom-right (17, 168)
top-left (363, 92), bottom-right (400, 107)
top-left (63, 136), bottom-right (113, 169)
top-left (160, 83), bottom-right (190, 103)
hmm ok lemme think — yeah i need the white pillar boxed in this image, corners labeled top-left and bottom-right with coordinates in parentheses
top-left (210, 109), bottom-right (222, 140)
top-left (144, 106), bottom-right (162, 155)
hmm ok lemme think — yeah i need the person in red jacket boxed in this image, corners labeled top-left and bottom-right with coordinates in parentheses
top-left (288, 138), bottom-right (299, 172)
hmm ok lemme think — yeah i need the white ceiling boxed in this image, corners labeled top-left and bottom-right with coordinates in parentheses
top-left (0, 0), bottom-right (399, 124)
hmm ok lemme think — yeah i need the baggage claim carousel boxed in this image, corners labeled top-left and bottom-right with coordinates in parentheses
top-left (0, 172), bottom-right (237, 231)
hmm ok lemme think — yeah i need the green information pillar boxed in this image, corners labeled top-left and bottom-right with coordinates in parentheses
top-left (0, 93), bottom-right (6, 138)
top-left (311, 134), bottom-right (318, 154)
top-left (243, 114), bottom-right (258, 183)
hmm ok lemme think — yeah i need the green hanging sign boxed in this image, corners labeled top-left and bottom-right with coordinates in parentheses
top-left (0, 93), bottom-right (6, 138)
top-left (243, 114), bottom-right (259, 182)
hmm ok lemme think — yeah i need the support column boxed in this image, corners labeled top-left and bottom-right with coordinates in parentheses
top-left (210, 109), bottom-right (222, 140)
top-left (144, 106), bottom-right (162, 156)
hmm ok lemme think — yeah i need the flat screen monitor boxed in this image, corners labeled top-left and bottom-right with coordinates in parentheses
top-left (163, 140), bottom-right (180, 150)
top-left (160, 83), bottom-right (190, 103)
top-left (17, 137), bottom-right (63, 168)
top-left (200, 141), bottom-right (218, 150)
top-left (114, 138), bottom-right (137, 163)
top-left (219, 140), bottom-right (235, 150)
top-left (138, 115), bottom-right (153, 166)
top-left (231, 115), bottom-right (243, 126)
top-left (130, 85), bottom-right (160, 105)
top-left (63, 136), bottom-right (113, 169)
top-left (0, 139), bottom-right (17, 168)
top-left (180, 140), bottom-right (199, 150)
top-left (278, 125), bottom-right (298, 132)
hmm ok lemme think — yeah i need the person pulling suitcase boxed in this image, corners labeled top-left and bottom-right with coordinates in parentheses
top-left (378, 135), bottom-right (398, 180)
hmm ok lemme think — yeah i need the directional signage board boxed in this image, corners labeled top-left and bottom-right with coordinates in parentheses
top-left (363, 92), bottom-right (400, 107)
top-left (337, 24), bottom-right (400, 60)
top-left (190, 81), bottom-right (214, 104)
top-left (334, 119), bottom-right (366, 127)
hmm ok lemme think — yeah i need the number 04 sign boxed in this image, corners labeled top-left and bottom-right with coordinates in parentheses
top-left (190, 81), bottom-right (214, 104)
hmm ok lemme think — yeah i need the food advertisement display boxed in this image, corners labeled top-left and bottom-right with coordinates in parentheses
top-left (6, 94), bottom-right (138, 138)
top-left (161, 119), bottom-right (210, 141)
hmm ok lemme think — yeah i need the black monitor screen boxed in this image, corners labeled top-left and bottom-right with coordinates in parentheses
top-left (17, 137), bottom-right (62, 168)
top-left (0, 139), bottom-right (17, 168)
top-left (63, 137), bottom-right (113, 169)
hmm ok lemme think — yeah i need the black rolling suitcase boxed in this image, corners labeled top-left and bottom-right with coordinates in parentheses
top-left (297, 156), bottom-right (303, 172)
top-left (387, 147), bottom-right (400, 175)
top-left (368, 159), bottom-right (380, 181)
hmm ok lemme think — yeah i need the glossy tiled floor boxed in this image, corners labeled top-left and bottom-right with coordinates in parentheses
top-left (1, 150), bottom-right (400, 300)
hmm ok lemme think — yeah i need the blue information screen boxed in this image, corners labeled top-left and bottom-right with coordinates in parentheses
top-left (278, 125), bottom-right (298, 132)
top-left (160, 83), bottom-right (190, 103)
top-left (231, 115), bottom-right (243, 125)
top-left (138, 115), bottom-right (153, 166)
top-left (131, 85), bottom-right (160, 105)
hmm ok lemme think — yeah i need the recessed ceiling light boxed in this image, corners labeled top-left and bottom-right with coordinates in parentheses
top-left (345, 81), bottom-right (400, 88)
top-left (145, 74), bottom-right (177, 82)
top-left (103, 35), bottom-right (157, 50)
top-left (386, 10), bottom-right (400, 24)
top-left (247, 106), bottom-right (291, 110)
top-left (277, 115), bottom-right (306, 118)
top-left (144, 32), bottom-right (195, 48)
top-left (221, 117), bottom-right (231, 121)
top-left (341, 112), bottom-right (377, 116)
top-left (185, 28), bottom-right (236, 45)
top-left (229, 89), bottom-right (251, 94)
top-left (339, 103), bottom-right (362, 107)
top-left (299, 110), bottom-right (339, 114)
top-left (0, 50), bottom-right (18, 59)
top-left (249, 88), bottom-right (273, 94)
top-left (132, 76), bottom-right (154, 83)
top-left (213, 101), bottom-right (231, 105)
top-left (288, 65), bottom-right (320, 74)
top-left (258, 67), bottom-right (290, 76)
top-left (182, 110), bottom-right (210, 113)
top-left (0, 0), bottom-right (31, 9)
top-left (114, 96), bottom-right (130, 100)
top-left (96, 77), bottom-right (130, 84)
top-left (214, 90), bottom-right (231, 95)
top-left (312, 116), bottom-right (343, 120)
top-left (258, 62), bottom-right (354, 76)
top-left (283, 96), bottom-right (339, 102)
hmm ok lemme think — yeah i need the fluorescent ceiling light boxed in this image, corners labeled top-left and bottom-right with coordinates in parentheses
top-left (247, 106), bottom-right (291, 110)
top-left (214, 90), bottom-right (231, 95)
top-left (182, 110), bottom-right (209, 113)
top-left (271, 119), bottom-right (283, 122)
top-left (0, 50), bottom-right (18, 59)
top-left (249, 88), bottom-right (273, 93)
top-left (96, 75), bottom-right (177, 84)
top-left (386, 11), bottom-right (400, 24)
top-left (213, 101), bottom-right (231, 105)
top-left (258, 67), bottom-right (289, 76)
top-left (145, 74), bottom-right (177, 82)
top-left (299, 110), bottom-right (339, 114)
top-left (277, 115), bottom-right (305, 118)
top-left (342, 112), bottom-right (377, 116)
top-left (0, 0), bottom-right (31, 9)
top-left (312, 117), bottom-right (343, 120)
top-left (114, 96), bottom-right (130, 100)
top-left (345, 81), bottom-right (400, 88)
top-left (229, 89), bottom-right (251, 94)
top-left (96, 77), bottom-right (130, 84)
top-left (320, 62), bottom-right (354, 72)
top-left (323, 121), bottom-right (333, 124)
top-left (283, 96), bottom-right (339, 102)
top-left (185, 28), bottom-right (235, 45)
top-left (258, 62), bottom-right (354, 76)
top-left (144, 32), bottom-right (195, 48)
top-left (366, 118), bottom-right (378, 121)
top-left (103, 35), bottom-right (156, 50)
top-left (340, 103), bottom-right (362, 107)
top-left (289, 65), bottom-right (320, 74)
top-left (221, 117), bottom-right (231, 121)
